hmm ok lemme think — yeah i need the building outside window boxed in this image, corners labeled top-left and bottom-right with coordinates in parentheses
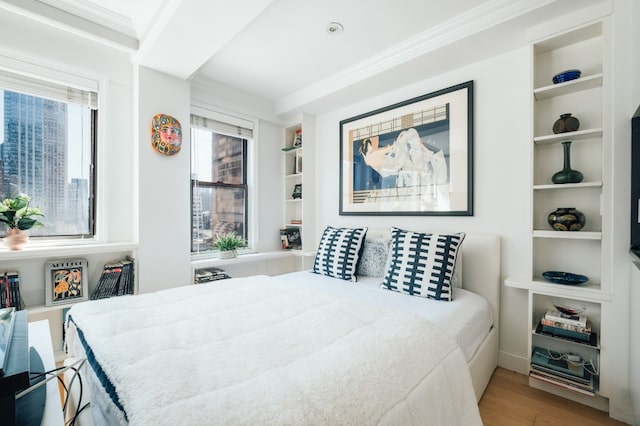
top-left (190, 113), bottom-right (252, 254)
top-left (0, 70), bottom-right (97, 238)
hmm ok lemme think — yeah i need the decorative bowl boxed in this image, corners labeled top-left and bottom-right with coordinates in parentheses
top-left (552, 301), bottom-right (587, 316)
top-left (552, 69), bottom-right (581, 84)
top-left (542, 271), bottom-right (589, 285)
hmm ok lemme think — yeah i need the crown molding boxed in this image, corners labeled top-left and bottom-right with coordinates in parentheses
top-left (0, 0), bottom-right (138, 51)
top-left (275, 0), bottom-right (555, 115)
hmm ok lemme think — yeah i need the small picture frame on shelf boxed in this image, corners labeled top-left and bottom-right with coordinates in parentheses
top-left (293, 129), bottom-right (302, 147)
top-left (45, 259), bottom-right (89, 306)
top-left (295, 151), bottom-right (303, 174)
top-left (292, 183), bottom-right (302, 199)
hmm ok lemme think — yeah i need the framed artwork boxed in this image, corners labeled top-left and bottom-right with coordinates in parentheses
top-left (45, 259), bottom-right (89, 306)
top-left (339, 81), bottom-right (473, 216)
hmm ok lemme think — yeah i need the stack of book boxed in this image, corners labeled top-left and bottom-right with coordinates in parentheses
top-left (0, 272), bottom-right (23, 310)
top-left (537, 309), bottom-right (596, 346)
top-left (194, 267), bottom-right (230, 284)
top-left (530, 347), bottom-right (596, 396)
top-left (91, 256), bottom-right (135, 300)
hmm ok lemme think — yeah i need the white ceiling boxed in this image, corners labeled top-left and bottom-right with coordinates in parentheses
top-left (0, 0), bottom-right (609, 116)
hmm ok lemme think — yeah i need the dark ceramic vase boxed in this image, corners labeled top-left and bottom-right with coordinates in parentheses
top-left (547, 207), bottom-right (586, 231)
top-left (552, 141), bottom-right (583, 184)
top-left (552, 113), bottom-right (580, 134)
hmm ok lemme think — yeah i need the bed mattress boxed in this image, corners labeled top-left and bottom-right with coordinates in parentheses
top-left (65, 273), bottom-right (483, 425)
top-left (277, 271), bottom-right (493, 361)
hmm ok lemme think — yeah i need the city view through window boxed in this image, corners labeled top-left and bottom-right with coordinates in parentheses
top-left (191, 128), bottom-right (247, 253)
top-left (0, 89), bottom-right (94, 237)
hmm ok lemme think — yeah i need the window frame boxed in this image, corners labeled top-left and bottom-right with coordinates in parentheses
top-left (190, 107), bottom-right (255, 257)
top-left (0, 65), bottom-right (99, 240)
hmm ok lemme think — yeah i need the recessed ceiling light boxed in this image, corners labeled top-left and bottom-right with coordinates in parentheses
top-left (326, 22), bottom-right (344, 35)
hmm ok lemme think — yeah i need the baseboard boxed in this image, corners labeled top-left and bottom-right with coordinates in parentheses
top-left (498, 350), bottom-right (528, 375)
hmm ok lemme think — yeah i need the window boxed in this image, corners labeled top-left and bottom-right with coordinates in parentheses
top-left (190, 113), bottom-right (252, 254)
top-left (0, 69), bottom-right (97, 238)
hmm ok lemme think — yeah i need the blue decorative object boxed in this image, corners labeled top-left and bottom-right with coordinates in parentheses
top-left (552, 69), bottom-right (582, 84)
top-left (542, 271), bottom-right (589, 285)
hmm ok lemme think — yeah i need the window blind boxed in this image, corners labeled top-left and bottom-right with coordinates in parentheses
top-left (191, 114), bottom-right (253, 139)
top-left (0, 69), bottom-right (98, 109)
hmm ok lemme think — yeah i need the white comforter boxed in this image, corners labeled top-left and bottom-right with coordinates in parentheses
top-left (66, 274), bottom-right (482, 426)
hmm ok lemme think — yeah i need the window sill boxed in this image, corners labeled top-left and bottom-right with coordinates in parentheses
top-left (0, 240), bottom-right (138, 261)
top-left (191, 250), bottom-right (312, 268)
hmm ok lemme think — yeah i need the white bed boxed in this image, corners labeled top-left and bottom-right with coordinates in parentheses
top-left (63, 232), bottom-right (500, 425)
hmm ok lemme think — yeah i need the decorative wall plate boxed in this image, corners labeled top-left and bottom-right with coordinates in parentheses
top-left (151, 114), bottom-right (182, 156)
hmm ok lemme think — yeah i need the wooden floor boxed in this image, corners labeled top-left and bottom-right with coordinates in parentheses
top-left (479, 367), bottom-right (627, 425)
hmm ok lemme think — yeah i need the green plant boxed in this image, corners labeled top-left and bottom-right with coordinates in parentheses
top-left (0, 194), bottom-right (44, 231)
top-left (213, 232), bottom-right (247, 251)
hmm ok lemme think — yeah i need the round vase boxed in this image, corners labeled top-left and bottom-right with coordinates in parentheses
top-left (4, 228), bottom-right (28, 250)
top-left (547, 207), bottom-right (586, 231)
top-left (552, 113), bottom-right (580, 134)
top-left (552, 141), bottom-right (583, 184)
top-left (218, 249), bottom-right (237, 259)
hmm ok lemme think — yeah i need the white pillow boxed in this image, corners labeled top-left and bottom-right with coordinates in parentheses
top-left (356, 238), bottom-right (391, 278)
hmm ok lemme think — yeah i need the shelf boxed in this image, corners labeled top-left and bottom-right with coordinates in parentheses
top-left (282, 147), bottom-right (302, 154)
top-left (533, 22), bottom-right (602, 54)
top-left (532, 328), bottom-right (600, 350)
top-left (0, 241), bottom-right (137, 261)
top-left (285, 173), bottom-right (302, 179)
top-left (505, 276), bottom-right (609, 301)
top-left (533, 128), bottom-right (603, 145)
top-left (534, 73), bottom-right (602, 101)
top-left (533, 182), bottom-right (602, 190)
top-left (533, 230), bottom-right (601, 240)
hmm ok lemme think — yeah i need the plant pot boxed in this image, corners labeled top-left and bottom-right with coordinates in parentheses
top-left (4, 228), bottom-right (29, 250)
top-left (218, 249), bottom-right (237, 259)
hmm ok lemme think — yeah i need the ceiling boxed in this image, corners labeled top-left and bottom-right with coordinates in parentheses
top-left (0, 0), bottom-right (609, 116)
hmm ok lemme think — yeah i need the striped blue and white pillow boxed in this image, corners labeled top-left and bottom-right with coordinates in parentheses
top-left (312, 226), bottom-right (368, 282)
top-left (380, 228), bottom-right (465, 301)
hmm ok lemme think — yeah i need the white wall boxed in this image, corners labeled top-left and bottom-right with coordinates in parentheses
top-left (136, 66), bottom-right (191, 293)
top-left (314, 47), bottom-right (532, 367)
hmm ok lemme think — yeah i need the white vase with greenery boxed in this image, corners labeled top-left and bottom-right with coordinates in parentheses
top-left (213, 232), bottom-right (247, 259)
top-left (0, 194), bottom-right (44, 250)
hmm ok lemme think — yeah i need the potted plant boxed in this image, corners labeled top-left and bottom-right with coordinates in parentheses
top-left (213, 232), bottom-right (247, 259)
top-left (0, 194), bottom-right (44, 250)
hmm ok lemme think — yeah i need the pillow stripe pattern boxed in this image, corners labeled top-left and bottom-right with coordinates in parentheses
top-left (381, 228), bottom-right (465, 301)
top-left (312, 226), bottom-right (367, 281)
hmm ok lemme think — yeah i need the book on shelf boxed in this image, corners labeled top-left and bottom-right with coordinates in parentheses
top-left (529, 370), bottom-right (595, 396)
top-left (540, 317), bottom-right (591, 334)
top-left (280, 227), bottom-right (302, 250)
top-left (0, 272), bottom-right (23, 311)
top-left (91, 257), bottom-right (135, 300)
top-left (91, 262), bottom-right (123, 300)
top-left (531, 347), bottom-right (591, 384)
top-left (544, 309), bottom-right (587, 328)
top-left (536, 322), bottom-right (597, 346)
